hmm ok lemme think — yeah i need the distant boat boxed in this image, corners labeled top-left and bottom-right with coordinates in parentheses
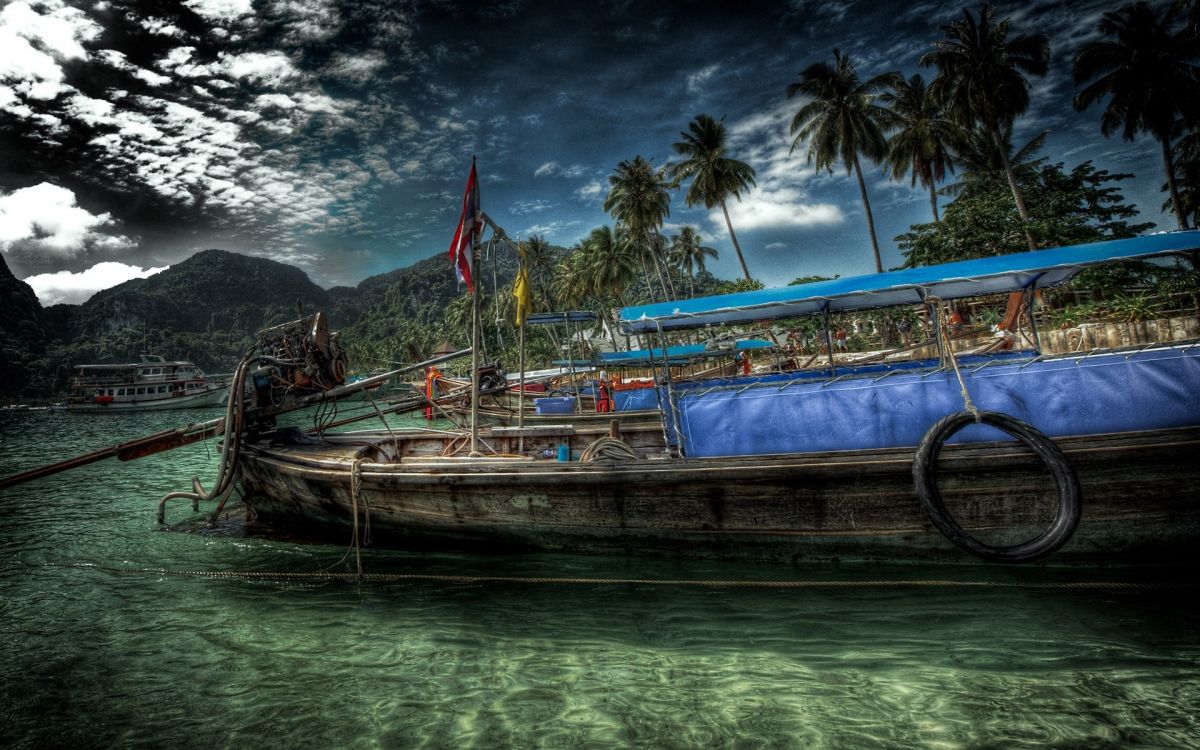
top-left (67, 355), bottom-right (229, 412)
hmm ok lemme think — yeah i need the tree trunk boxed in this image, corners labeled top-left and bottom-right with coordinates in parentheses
top-left (648, 234), bottom-right (672, 300)
top-left (721, 200), bottom-right (752, 280)
top-left (990, 121), bottom-right (1038, 251)
top-left (1163, 136), bottom-right (1190, 231)
top-left (852, 156), bottom-right (884, 273)
top-left (929, 182), bottom-right (940, 222)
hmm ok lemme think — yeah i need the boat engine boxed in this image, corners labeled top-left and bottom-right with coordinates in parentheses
top-left (250, 312), bottom-right (349, 407)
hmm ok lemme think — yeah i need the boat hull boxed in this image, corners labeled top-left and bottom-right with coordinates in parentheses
top-left (236, 425), bottom-right (1200, 563)
top-left (68, 386), bottom-right (229, 412)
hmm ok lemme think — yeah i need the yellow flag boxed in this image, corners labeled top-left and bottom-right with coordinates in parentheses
top-left (513, 263), bottom-right (532, 327)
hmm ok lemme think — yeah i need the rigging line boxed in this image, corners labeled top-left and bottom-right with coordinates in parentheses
top-left (51, 563), bottom-right (1197, 590)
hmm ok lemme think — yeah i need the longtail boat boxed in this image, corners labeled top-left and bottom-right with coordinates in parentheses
top-left (229, 232), bottom-right (1200, 564)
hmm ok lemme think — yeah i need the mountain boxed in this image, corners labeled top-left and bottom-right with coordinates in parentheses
top-left (65, 249), bottom-right (335, 340)
top-left (0, 253), bottom-right (46, 396)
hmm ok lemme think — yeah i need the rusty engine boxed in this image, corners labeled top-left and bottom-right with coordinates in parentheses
top-left (249, 312), bottom-right (348, 409)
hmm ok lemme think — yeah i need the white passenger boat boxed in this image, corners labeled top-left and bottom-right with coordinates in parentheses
top-left (66, 355), bottom-right (229, 412)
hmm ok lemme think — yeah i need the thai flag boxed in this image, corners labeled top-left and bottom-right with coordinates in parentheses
top-left (448, 160), bottom-right (481, 293)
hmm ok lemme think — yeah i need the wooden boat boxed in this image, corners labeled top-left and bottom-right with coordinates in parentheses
top-left (226, 231), bottom-right (1200, 564)
top-left (66, 354), bottom-right (229, 412)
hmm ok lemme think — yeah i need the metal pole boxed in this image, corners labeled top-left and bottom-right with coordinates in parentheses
top-left (1024, 287), bottom-right (1042, 353)
top-left (469, 228), bottom-right (481, 456)
top-left (822, 306), bottom-right (835, 376)
top-left (518, 318), bottom-right (526, 453)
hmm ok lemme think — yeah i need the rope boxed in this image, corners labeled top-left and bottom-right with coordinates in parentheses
top-left (52, 563), bottom-right (1197, 590)
top-left (579, 436), bottom-right (638, 462)
top-left (349, 458), bottom-right (366, 579)
top-left (932, 299), bottom-right (980, 421)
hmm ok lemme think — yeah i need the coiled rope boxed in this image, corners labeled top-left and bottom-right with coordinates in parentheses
top-left (53, 563), bottom-right (1196, 590)
top-left (579, 436), bottom-right (638, 462)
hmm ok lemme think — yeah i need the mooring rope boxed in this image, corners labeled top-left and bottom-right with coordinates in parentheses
top-left (51, 563), bottom-right (1195, 590)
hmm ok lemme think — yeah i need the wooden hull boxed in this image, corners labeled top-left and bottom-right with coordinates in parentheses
top-left (235, 425), bottom-right (1200, 563)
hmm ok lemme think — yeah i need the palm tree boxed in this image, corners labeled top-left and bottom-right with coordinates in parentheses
top-left (579, 225), bottom-right (640, 349)
top-left (1167, 128), bottom-right (1200, 228)
top-left (880, 74), bottom-right (959, 221)
top-left (922, 4), bottom-right (1050, 250)
top-left (943, 124), bottom-right (1049, 198)
top-left (604, 156), bottom-right (673, 299)
top-left (1073, 1), bottom-right (1200, 230)
top-left (581, 225), bottom-right (640, 304)
top-left (787, 49), bottom-right (900, 273)
top-left (669, 226), bottom-right (718, 297)
top-left (668, 114), bottom-right (757, 280)
top-left (520, 235), bottom-right (557, 310)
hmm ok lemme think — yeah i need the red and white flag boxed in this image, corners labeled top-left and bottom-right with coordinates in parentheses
top-left (447, 160), bottom-right (481, 293)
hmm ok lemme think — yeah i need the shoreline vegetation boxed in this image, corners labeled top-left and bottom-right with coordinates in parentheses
top-left (3, 2), bottom-right (1199, 401)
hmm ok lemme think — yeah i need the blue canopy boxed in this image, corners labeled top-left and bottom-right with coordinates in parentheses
top-left (620, 231), bottom-right (1200, 333)
top-left (597, 339), bottom-right (774, 366)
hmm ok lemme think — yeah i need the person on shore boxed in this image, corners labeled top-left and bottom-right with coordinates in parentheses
top-left (834, 327), bottom-right (847, 351)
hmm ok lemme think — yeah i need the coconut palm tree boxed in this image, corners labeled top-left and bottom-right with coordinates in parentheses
top-left (668, 114), bottom-right (757, 280)
top-left (1073, 1), bottom-right (1200, 230)
top-left (581, 225), bottom-right (639, 304)
top-left (922, 4), bottom-right (1050, 250)
top-left (579, 225), bottom-right (640, 349)
top-left (880, 74), bottom-right (959, 221)
top-left (669, 226), bottom-right (718, 297)
top-left (604, 156), bottom-right (673, 299)
top-left (787, 49), bottom-right (900, 274)
top-left (520, 235), bottom-right (557, 310)
top-left (943, 124), bottom-right (1049, 198)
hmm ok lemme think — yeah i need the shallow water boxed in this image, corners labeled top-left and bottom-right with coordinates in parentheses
top-left (2, 408), bottom-right (1198, 749)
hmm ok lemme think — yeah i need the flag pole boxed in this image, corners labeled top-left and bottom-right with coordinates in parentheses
top-left (517, 278), bottom-right (526, 453)
top-left (469, 159), bottom-right (482, 456)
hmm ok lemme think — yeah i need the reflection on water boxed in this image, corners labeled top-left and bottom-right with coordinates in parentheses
top-left (1, 408), bottom-right (1198, 749)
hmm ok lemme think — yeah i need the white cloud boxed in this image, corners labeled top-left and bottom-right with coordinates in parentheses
top-left (712, 100), bottom-right (846, 232)
top-left (715, 186), bottom-right (843, 231)
top-left (23, 261), bottom-right (167, 305)
top-left (521, 219), bottom-right (582, 239)
top-left (0, 183), bottom-right (133, 255)
top-left (219, 50), bottom-right (298, 85)
top-left (574, 180), bottom-right (603, 201)
top-left (686, 63), bottom-right (719, 94)
top-left (0, 0), bottom-right (101, 102)
top-left (183, 0), bottom-right (254, 23)
top-left (325, 50), bottom-right (387, 84)
top-left (534, 161), bottom-right (588, 179)
top-left (510, 199), bottom-right (552, 215)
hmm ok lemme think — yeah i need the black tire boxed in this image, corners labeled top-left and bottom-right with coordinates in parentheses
top-left (912, 411), bottom-right (1081, 563)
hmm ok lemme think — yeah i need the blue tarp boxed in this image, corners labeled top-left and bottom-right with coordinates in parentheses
top-left (621, 231), bottom-right (1200, 332)
top-left (672, 345), bottom-right (1200, 458)
top-left (612, 386), bottom-right (660, 412)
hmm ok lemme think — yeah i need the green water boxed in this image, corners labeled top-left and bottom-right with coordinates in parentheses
top-left (2, 409), bottom-right (1198, 749)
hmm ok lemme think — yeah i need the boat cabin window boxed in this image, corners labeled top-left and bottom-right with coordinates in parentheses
top-left (136, 387), bottom-right (145, 395)
top-left (117, 389), bottom-right (125, 396)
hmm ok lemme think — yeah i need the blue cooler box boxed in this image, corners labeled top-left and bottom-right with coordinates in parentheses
top-left (534, 396), bottom-right (576, 415)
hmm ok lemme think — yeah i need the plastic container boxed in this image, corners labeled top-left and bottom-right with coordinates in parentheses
top-left (534, 396), bottom-right (576, 415)
top-left (556, 443), bottom-right (570, 462)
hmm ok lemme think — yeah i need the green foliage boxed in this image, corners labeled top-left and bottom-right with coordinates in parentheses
top-left (788, 275), bottom-right (837, 286)
top-left (713, 278), bottom-right (765, 294)
top-left (895, 160), bottom-right (1153, 267)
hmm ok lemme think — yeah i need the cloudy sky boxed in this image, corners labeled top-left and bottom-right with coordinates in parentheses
top-left (0, 0), bottom-right (1177, 305)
